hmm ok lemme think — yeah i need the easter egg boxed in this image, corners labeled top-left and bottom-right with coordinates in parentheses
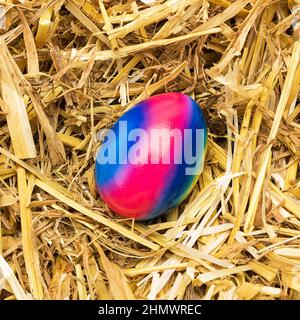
top-left (95, 92), bottom-right (207, 220)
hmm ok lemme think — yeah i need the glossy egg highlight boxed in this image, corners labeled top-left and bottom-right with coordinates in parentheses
top-left (95, 92), bottom-right (207, 220)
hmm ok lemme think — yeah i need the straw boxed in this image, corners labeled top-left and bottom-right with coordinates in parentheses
top-left (1, 0), bottom-right (300, 300)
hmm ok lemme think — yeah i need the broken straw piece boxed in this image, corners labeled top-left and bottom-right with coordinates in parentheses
top-left (0, 41), bottom-right (36, 159)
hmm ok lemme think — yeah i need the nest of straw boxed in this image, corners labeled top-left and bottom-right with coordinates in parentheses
top-left (0, 0), bottom-right (300, 300)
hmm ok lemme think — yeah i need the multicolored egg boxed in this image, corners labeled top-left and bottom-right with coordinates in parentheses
top-left (95, 92), bottom-right (207, 220)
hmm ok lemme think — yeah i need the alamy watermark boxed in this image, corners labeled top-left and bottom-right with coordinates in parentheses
top-left (97, 121), bottom-right (206, 176)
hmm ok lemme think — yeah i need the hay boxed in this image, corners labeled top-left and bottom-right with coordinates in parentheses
top-left (0, 0), bottom-right (300, 300)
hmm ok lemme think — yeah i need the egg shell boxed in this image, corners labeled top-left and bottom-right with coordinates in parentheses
top-left (95, 92), bottom-right (207, 220)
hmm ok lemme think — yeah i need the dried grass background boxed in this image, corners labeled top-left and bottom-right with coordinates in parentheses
top-left (0, 0), bottom-right (300, 300)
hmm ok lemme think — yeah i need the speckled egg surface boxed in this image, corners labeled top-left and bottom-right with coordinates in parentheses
top-left (95, 92), bottom-right (207, 220)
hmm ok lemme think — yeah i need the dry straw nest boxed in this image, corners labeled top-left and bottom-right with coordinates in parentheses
top-left (0, 0), bottom-right (300, 300)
